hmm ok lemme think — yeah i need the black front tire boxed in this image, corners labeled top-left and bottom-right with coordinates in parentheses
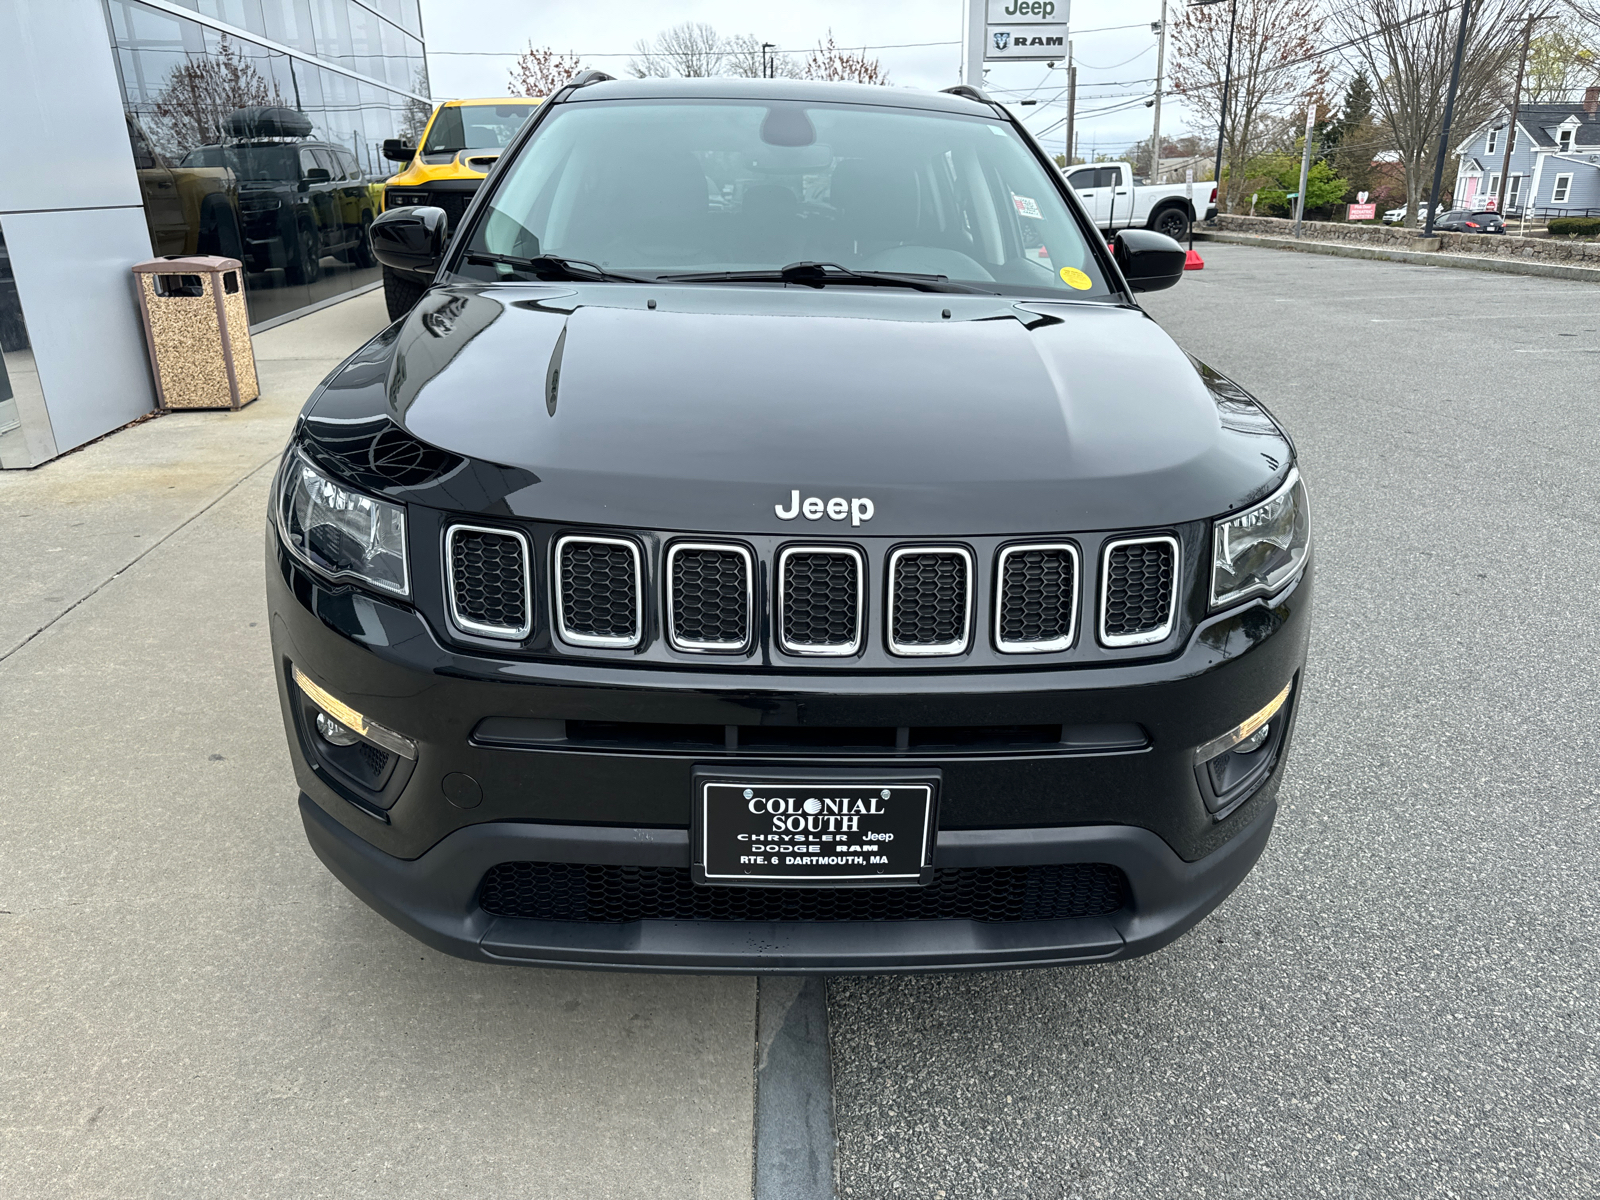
top-left (351, 214), bottom-right (377, 268)
top-left (1151, 206), bottom-right (1191, 241)
top-left (285, 219), bottom-right (321, 285)
top-left (383, 267), bottom-right (426, 321)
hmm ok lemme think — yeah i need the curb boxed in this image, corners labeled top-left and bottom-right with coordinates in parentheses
top-left (1193, 230), bottom-right (1600, 284)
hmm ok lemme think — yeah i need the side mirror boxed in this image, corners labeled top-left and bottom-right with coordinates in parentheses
top-left (370, 206), bottom-right (449, 276)
top-left (304, 167), bottom-right (331, 183)
top-left (1113, 229), bottom-right (1186, 293)
top-left (381, 139), bottom-right (417, 163)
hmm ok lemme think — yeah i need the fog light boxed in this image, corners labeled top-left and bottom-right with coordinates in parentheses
top-left (292, 665), bottom-right (417, 760)
top-left (316, 711), bottom-right (361, 746)
top-left (1195, 680), bottom-right (1292, 764)
top-left (1235, 722), bottom-right (1271, 754)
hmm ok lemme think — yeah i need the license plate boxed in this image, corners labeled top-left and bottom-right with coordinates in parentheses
top-left (693, 771), bottom-right (938, 887)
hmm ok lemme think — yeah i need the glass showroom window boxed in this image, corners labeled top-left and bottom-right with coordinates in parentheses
top-left (105, 0), bottom-right (429, 326)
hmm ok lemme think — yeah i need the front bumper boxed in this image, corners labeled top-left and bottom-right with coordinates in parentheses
top-left (301, 790), bottom-right (1278, 973)
top-left (271, 529), bottom-right (1311, 973)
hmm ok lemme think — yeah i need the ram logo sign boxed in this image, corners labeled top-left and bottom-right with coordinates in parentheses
top-left (983, 22), bottom-right (1071, 61)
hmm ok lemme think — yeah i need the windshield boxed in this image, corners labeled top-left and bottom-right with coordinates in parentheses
top-left (458, 99), bottom-right (1110, 297)
top-left (423, 104), bottom-right (535, 155)
top-left (181, 145), bottom-right (300, 182)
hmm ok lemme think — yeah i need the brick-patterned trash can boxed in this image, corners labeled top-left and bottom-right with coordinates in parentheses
top-left (133, 255), bottom-right (259, 410)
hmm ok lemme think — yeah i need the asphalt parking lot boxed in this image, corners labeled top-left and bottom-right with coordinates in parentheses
top-left (829, 244), bottom-right (1600, 1197)
top-left (4, 246), bottom-right (1597, 1198)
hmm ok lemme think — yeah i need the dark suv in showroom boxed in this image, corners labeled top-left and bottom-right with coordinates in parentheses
top-left (182, 107), bottom-right (377, 284)
top-left (269, 74), bottom-right (1312, 973)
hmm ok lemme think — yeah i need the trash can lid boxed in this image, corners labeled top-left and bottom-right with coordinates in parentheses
top-left (132, 256), bottom-right (243, 273)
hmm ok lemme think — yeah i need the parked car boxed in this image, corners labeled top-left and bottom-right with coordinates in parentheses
top-left (126, 115), bottom-right (242, 260)
top-left (181, 107), bottom-right (378, 285)
top-left (1063, 161), bottom-right (1217, 240)
top-left (379, 97), bottom-right (542, 318)
top-left (276, 74), bottom-right (1312, 974)
top-left (1433, 209), bottom-right (1505, 234)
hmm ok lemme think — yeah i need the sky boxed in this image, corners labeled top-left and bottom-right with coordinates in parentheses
top-left (418, 0), bottom-right (1194, 163)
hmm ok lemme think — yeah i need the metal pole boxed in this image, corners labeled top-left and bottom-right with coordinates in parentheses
top-left (1425, 0), bottom-right (1474, 237)
top-left (1065, 53), bottom-right (1077, 167)
top-left (1209, 0), bottom-right (1238, 218)
top-left (962, 0), bottom-right (986, 88)
top-left (1293, 103), bottom-right (1315, 236)
top-left (1495, 13), bottom-right (1535, 216)
top-left (1150, 0), bottom-right (1168, 180)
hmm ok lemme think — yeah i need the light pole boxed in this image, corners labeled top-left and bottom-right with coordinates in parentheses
top-left (1150, 2), bottom-right (1168, 181)
top-left (1425, 0), bottom-right (1474, 237)
top-left (1190, 0), bottom-right (1238, 221)
top-left (761, 42), bottom-right (776, 79)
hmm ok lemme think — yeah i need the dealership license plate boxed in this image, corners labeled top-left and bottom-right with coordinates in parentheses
top-left (695, 776), bottom-right (937, 886)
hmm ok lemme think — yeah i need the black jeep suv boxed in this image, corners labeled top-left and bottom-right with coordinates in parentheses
top-left (269, 75), bottom-right (1312, 973)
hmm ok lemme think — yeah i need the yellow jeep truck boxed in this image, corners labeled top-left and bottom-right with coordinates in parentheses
top-left (379, 97), bottom-right (541, 318)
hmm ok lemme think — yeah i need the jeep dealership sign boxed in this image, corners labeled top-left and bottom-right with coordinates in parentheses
top-left (985, 0), bottom-right (1070, 61)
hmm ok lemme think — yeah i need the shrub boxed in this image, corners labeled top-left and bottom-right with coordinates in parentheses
top-left (1546, 217), bottom-right (1600, 239)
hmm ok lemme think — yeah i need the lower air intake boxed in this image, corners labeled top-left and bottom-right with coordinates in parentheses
top-left (479, 861), bottom-right (1129, 923)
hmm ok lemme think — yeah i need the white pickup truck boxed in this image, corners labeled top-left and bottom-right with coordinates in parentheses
top-left (1063, 162), bottom-right (1217, 240)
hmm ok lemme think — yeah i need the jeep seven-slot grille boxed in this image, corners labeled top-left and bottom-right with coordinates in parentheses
top-left (889, 549), bottom-right (970, 655)
top-left (1102, 537), bottom-right (1177, 645)
top-left (557, 537), bottom-right (641, 647)
top-left (478, 861), bottom-right (1129, 923)
top-left (447, 526), bottom-right (530, 639)
top-left (997, 545), bottom-right (1078, 652)
top-left (668, 545), bottom-right (750, 650)
top-left (779, 548), bottom-right (861, 655)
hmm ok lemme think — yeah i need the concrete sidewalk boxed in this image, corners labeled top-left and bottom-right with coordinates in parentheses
top-left (0, 293), bottom-right (755, 1199)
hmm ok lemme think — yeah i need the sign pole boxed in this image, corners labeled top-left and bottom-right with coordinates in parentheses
top-left (1293, 103), bottom-right (1315, 237)
top-left (963, 0), bottom-right (986, 86)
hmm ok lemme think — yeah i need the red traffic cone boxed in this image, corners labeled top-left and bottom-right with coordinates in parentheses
top-left (1184, 249), bottom-right (1205, 270)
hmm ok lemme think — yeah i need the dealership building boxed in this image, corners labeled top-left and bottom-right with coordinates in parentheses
top-left (0, 0), bottom-right (430, 467)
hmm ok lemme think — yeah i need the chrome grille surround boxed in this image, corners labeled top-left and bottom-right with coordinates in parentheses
top-left (776, 545), bottom-right (864, 657)
top-left (554, 534), bottom-right (644, 649)
top-left (994, 542), bottom-right (1080, 654)
top-left (886, 546), bottom-right (973, 657)
top-left (444, 523), bottom-right (532, 641)
top-left (1099, 534), bottom-right (1180, 648)
top-left (665, 542), bottom-right (754, 653)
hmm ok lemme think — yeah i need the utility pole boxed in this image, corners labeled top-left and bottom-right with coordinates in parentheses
top-left (1065, 44), bottom-right (1077, 167)
top-left (761, 42), bottom-right (775, 79)
top-left (1150, 1), bottom-right (1168, 181)
top-left (1425, 0), bottom-right (1474, 237)
top-left (1293, 103), bottom-right (1315, 237)
top-left (1495, 11), bottom-right (1537, 216)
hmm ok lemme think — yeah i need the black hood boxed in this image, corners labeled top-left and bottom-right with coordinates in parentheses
top-left (306, 284), bottom-right (1291, 536)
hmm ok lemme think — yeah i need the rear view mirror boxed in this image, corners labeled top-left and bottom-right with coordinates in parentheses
top-left (371, 206), bottom-right (449, 277)
top-left (1113, 229), bottom-right (1186, 293)
top-left (381, 139), bottom-right (418, 163)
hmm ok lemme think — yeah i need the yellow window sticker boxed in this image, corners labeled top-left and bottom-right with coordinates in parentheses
top-left (1058, 267), bottom-right (1092, 290)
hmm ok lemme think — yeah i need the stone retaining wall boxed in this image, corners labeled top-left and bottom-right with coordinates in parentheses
top-left (1215, 214), bottom-right (1600, 268)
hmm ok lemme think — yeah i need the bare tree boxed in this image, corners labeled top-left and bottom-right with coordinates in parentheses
top-left (1332, 0), bottom-right (1522, 227)
top-left (724, 33), bottom-right (802, 79)
top-left (508, 44), bottom-right (584, 97)
top-left (1171, 0), bottom-right (1332, 213)
top-left (150, 34), bottom-right (284, 156)
top-left (800, 33), bottom-right (890, 85)
top-left (629, 22), bottom-right (727, 78)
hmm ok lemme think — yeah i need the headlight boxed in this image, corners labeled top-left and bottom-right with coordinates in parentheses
top-left (1210, 469), bottom-right (1309, 608)
top-left (276, 452), bottom-right (409, 596)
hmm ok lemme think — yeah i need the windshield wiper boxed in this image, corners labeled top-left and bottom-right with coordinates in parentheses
top-left (464, 253), bottom-right (651, 283)
top-left (658, 261), bottom-right (993, 294)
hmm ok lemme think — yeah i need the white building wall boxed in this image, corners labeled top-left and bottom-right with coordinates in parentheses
top-left (0, 0), bottom-right (158, 465)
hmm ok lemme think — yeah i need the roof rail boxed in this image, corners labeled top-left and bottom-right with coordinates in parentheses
top-left (941, 84), bottom-right (993, 104)
top-left (569, 70), bottom-right (616, 89)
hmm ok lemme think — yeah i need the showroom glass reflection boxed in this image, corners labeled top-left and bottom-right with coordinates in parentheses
top-left (105, 0), bottom-right (429, 325)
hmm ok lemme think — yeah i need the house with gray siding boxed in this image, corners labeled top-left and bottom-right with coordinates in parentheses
top-left (1453, 91), bottom-right (1600, 216)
